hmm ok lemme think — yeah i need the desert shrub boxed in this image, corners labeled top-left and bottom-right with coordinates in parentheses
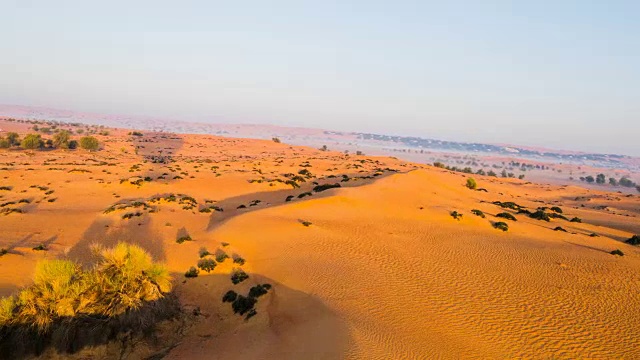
top-left (626, 235), bottom-right (640, 246)
top-left (553, 226), bottom-right (567, 232)
top-left (0, 249), bottom-right (7, 256)
top-left (285, 195), bottom-right (294, 202)
top-left (232, 255), bottom-right (246, 266)
top-left (493, 201), bottom-right (524, 211)
top-left (79, 136), bottom-right (99, 151)
top-left (0, 138), bottom-right (9, 148)
top-left (222, 290), bottom-right (238, 303)
top-left (6, 132), bottom-right (20, 146)
top-left (21, 134), bottom-right (43, 149)
top-left (529, 210), bottom-right (551, 222)
top-left (272, 137), bottom-right (281, 143)
top-left (550, 206), bottom-right (563, 214)
top-left (298, 192), bottom-right (312, 198)
top-left (589, 233), bottom-right (599, 237)
top-left (301, 220), bottom-right (312, 227)
top-left (215, 249), bottom-right (229, 263)
top-left (231, 269), bottom-right (249, 284)
top-left (184, 267), bottom-right (199, 278)
top-left (471, 209), bottom-right (485, 218)
top-left (68, 140), bottom-right (78, 149)
top-left (52, 130), bottom-right (72, 149)
top-left (0, 243), bottom-right (171, 332)
top-left (248, 284), bottom-right (272, 298)
top-left (433, 162), bottom-right (445, 168)
top-left (32, 244), bottom-right (47, 251)
top-left (199, 248), bottom-right (212, 258)
top-left (493, 222), bottom-right (509, 231)
top-left (313, 183), bottom-right (341, 192)
top-left (466, 178), bottom-right (477, 190)
top-left (231, 295), bottom-right (257, 315)
top-left (450, 211), bottom-right (463, 220)
top-left (610, 249), bottom-right (624, 256)
top-left (176, 235), bottom-right (192, 244)
top-left (570, 217), bottom-right (582, 223)
top-left (496, 212), bottom-right (517, 221)
top-left (197, 259), bottom-right (217, 273)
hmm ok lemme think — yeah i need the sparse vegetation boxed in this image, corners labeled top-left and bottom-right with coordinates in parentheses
top-left (493, 222), bottom-right (509, 232)
top-left (231, 269), bottom-right (249, 284)
top-left (496, 212), bottom-right (517, 221)
top-left (471, 209), bottom-right (485, 218)
top-left (197, 258), bottom-right (217, 273)
top-left (184, 266), bottom-right (199, 278)
top-left (450, 211), bottom-right (463, 220)
top-left (529, 210), bottom-right (551, 222)
top-left (0, 243), bottom-right (171, 332)
top-left (610, 249), bottom-right (624, 256)
top-left (21, 134), bottom-right (43, 150)
top-left (553, 226), bottom-right (567, 232)
top-left (626, 235), bottom-right (640, 246)
top-left (79, 136), bottom-right (100, 151)
top-left (466, 178), bottom-right (477, 190)
top-left (176, 235), bottom-right (193, 244)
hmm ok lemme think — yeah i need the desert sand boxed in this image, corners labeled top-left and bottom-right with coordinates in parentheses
top-left (1, 119), bottom-right (639, 359)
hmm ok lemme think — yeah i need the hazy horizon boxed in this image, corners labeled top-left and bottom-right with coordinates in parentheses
top-left (2, 1), bottom-right (639, 155)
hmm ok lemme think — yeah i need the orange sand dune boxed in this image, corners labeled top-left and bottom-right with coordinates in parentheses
top-left (0, 119), bottom-right (639, 358)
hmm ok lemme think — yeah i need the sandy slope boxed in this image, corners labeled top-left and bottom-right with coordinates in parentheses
top-left (1, 121), bottom-right (639, 358)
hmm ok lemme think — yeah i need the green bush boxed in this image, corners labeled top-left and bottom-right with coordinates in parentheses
top-left (0, 243), bottom-right (171, 332)
top-left (529, 210), bottom-right (551, 222)
top-left (21, 134), bottom-right (43, 149)
top-left (6, 132), bottom-right (20, 146)
top-left (496, 212), bottom-right (517, 221)
top-left (197, 258), bottom-right (217, 273)
top-left (176, 235), bottom-right (192, 244)
top-left (466, 178), bottom-right (477, 190)
top-left (79, 136), bottom-right (99, 151)
top-left (53, 130), bottom-right (72, 149)
top-left (184, 267), bottom-right (199, 278)
top-left (0, 138), bottom-right (9, 149)
top-left (231, 269), bottom-right (249, 284)
top-left (493, 222), bottom-right (509, 231)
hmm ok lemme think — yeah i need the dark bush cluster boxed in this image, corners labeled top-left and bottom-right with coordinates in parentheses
top-left (471, 209), bottom-right (485, 218)
top-left (231, 269), bottom-right (249, 284)
top-left (493, 222), bottom-right (509, 232)
top-left (450, 211), bottom-right (463, 220)
top-left (496, 212), bottom-right (517, 221)
top-left (626, 235), bottom-right (640, 246)
top-left (313, 183), bottom-right (341, 192)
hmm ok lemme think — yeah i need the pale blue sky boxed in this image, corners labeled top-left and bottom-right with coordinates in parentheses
top-left (1, 1), bottom-right (639, 155)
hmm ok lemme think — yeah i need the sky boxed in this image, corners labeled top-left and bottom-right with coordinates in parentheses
top-left (1, 1), bottom-right (639, 155)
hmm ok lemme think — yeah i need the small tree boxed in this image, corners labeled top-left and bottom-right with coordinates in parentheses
top-left (21, 134), bottom-right (43, 149)
top-left (466, 178), bottom-right (477, 190)
top-left (585, 176), bottom-right (595, 183)
top-left (6, 132), bottom-right (20, 146)
top-left (79, 136), bottom-right (99, 151)
top-left (53, 130), bottom-right (72, 149)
